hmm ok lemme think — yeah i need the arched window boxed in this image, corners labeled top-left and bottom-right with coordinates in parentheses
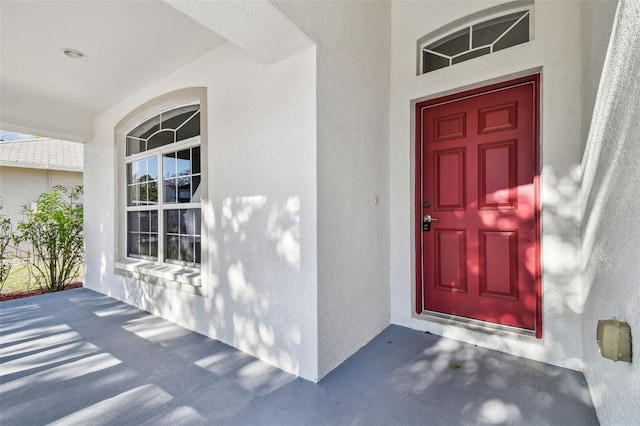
top-left (418, 6), bottom-right (533, 74)
top-left (125, 104), bottom-right (202, 266)
top-left (114, 88), bottom-right (207, 295)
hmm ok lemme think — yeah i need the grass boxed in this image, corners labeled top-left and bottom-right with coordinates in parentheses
top-left (1, 262), bottom-right (83, 295)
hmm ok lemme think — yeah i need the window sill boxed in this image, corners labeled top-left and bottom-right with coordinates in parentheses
top-left (114, 258), bottom-right (205, 296)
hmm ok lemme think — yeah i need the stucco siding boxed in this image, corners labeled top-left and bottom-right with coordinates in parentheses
top-left (581, 0), bottom-right (640, 423)
top-left (275, 0), bottom-right (392, 379)
top-left (86, 42), bottom-right (319, 379)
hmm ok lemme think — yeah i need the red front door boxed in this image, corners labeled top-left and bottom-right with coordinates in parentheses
top-left (415, 76), bottom-right (541, 333)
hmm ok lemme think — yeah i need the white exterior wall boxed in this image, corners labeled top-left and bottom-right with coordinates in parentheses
top-left (85, 43), bottom-right (319, 380)
top-left (390, 1), bottom-right (585, 369)
top-left (581, 1), bottom-right (640, 423)
top-left (276, 0), bottom-right (392, 378)
top-left (580, 0), bottom-right (619, 155)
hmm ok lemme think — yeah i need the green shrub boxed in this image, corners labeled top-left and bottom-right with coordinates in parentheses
top-left (0, 204), bottom-right (11, 289)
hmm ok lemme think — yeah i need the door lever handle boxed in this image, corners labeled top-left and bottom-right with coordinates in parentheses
top-left (422, 214), bottom-right (439, 231)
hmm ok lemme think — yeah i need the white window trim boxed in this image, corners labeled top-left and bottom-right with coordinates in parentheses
top-left (114, 88), bottom-right (209, 297)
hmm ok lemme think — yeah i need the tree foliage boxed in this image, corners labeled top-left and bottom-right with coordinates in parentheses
top-left (13, 185), bottom-right (84, 292)
top-left (0, 201), bottom-right (11, 289)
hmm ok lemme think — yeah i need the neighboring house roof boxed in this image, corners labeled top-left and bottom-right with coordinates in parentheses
top-left (0, 138), bottom-right (83, 172)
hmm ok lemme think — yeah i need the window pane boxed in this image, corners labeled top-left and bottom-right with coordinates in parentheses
top-left (426, 27), bottom-right (469, 56)
top-left (139, 234), bottom-right (149, 256)
top-left (177, 178), bottom-right (191, 203)
top-left (472, 11), bottom-right (525, 48)
top-left (180, 236), bottom-right (194, 262)
top-left (163, 152), bottom-right (176, 178)
top-left (494, 14), bottom-right (529, 52)
top-left (128, 233), bottom-right (140, 256)
top-left (164, 209), bottom-right (200, 264)
top-left (162, 105), bottom-right (199, 131)
top-left (192, 175), bottom-right (201, 202)
top-left (195, 240), bottom-right (201, 264)
top-left (130, 161), bottom-right (139, 183)
top-left (195, 209), bottom-right (202, 235)
top-left (148, 181), bottom-right (158, 203)
top-left (192, 147), bottom-right (201, 174)
top-left (452, 47), bottom-right (491, 65)
top-left (164, 178), bottom-right (177, 203)
top-left (129, 114), bottom-right (161, 140)
top-left (423, 52), bottom-right (450, 73)
top-left (166, 235), bottom-right (179, 261)
top-left (138, 183), bottom-right (147, 206)
top-left (128, 184), bottom-right (141, 206)
top-left (128, 212), bottom-right (140, 232)
top-left (176, 149), bottom-right (191, 176)
top-left (147, 158), bottom-right (158, 181)
top-left (127, 163), bottom-right (133, 184)
top-left (182, 208), bottom-right (195, 234)
top-left (140, 211), bottom-right (150, 232)
top-left (147, 130), bottom-right (175, 151)
top-left (150, 211), bottom-right (158, 233)
top-left (149, 235), bottom-right (158, 258)
top-left (166, 209), bottom-right (179, 234)
top-left (126, 137), bottom-right (143, 156)
top-left (176, 111), bottom-right (200, 142)
top-left (130, 159), bottom-right (147, 183)
top-left (178, 208), bottom-right (201, 236)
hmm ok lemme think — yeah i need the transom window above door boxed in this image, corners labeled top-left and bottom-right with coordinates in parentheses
top-left (418, 7), bottom-right (532, 75)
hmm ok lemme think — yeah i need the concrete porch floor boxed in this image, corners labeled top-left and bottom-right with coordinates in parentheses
top-left (1, 288), bottom-right (597, 425)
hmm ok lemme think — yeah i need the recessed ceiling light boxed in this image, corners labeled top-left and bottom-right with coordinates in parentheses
top-left (61, 48), bottom-right (88, 60)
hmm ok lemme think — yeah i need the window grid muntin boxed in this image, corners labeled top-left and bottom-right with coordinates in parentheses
top-left (421, 10), bottom-right (531, 74)
top-left (126, 105), bottom-right (200, 156)
top-left (125, 141), bottom-right (201, 265)
top-left (162, 146), bottom-right (201, 205)
top-left (165, 208), bottom-right (201, 266)
top-left (126, 107), bottom-right (201, 266)
top-left (127, 211), bottom-right (159, 261)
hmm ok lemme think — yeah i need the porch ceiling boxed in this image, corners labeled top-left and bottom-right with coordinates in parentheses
top-left (0, 0), bottom-right (226, 142)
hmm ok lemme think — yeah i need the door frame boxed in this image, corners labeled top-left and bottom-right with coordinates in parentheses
top-left (414, 74), bottom-right (542, 338)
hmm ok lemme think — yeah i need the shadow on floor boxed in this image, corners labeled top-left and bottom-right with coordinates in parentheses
top-left (0, 289), bottom-right (597, 425)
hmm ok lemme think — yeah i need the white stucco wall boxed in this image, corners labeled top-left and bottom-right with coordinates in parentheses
top-left (580, 0), bottom-right (619, 156)
top-left (85, 42), bottom-right (319, 380)
top-left (275, 0), bottom-right (392, 378)
top-left (87, 0), bottom-right (391, 382)
top-left (390, 0), bottom-right (586, 370)
top-left (581, 0), bottom-right (640, 423)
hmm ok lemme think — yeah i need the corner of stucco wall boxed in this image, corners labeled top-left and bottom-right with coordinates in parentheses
top-left (83, 114), bottom-right (116, 299)
top-left (275, 0), bottom-right (392, 380)
top-left (580, 0), bottom-right (640, 423)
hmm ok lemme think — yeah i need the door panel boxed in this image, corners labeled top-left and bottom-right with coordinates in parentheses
top-left (416, 77), bottom-right (540, 332)
top-left (434, 229), bottom-right (467, 292)
top-left (478, 140), bottom-right (517, 209)
top-left (434, 148), bottom-right (466, 210)
top-left (479, 230), bottom-right (518, 299)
